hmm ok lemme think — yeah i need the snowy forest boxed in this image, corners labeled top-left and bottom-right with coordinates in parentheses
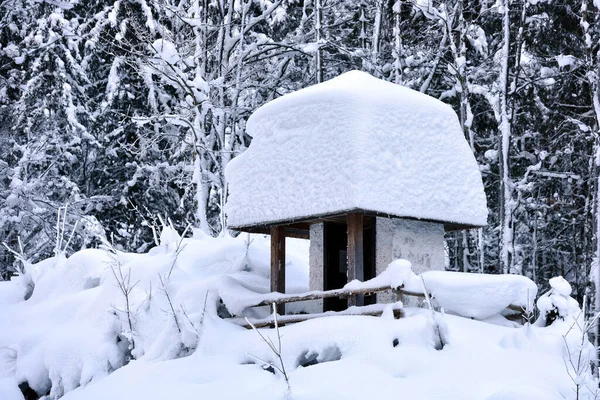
top-left (1, 0), bottom-right (600, 300)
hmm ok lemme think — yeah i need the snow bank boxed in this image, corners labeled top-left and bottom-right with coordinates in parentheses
top-left (226, 70), bottom-right (488, 229)
top-left (344, 259), bottom-right (414, 291)
top-left (59, 307), bottom-right (594, 400)
top-left (344, 260), bottom-right (537, 320)
top-left (409, 269), bottom-right (537, 319)
top-left (0, 378), bottom-right (23, 400)
top-left (0, 235), bottom-right (596, 400)
top-left (0, 231), bottom-right (309, 398)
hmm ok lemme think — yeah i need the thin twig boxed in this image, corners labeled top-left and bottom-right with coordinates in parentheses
top-left (245, 303), bottom-right (290, 389)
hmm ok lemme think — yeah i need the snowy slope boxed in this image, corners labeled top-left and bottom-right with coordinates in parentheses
top-left (0, 231), bottom-right (597, 400)
top-left (0, 231), bottom-right (309, 399)
top-left (226, 70), bottom-right (488, 229)
top-left (58, 313), bottom-right (581, 400)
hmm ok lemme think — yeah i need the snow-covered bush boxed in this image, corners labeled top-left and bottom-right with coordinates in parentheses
top-left (535, 276), bottom-right (581, 327)
top-left (534, 276), bottom-right (597, 399)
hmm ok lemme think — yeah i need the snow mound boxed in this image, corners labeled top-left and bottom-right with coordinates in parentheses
top-left (408, 269), bottom-right (538, 319)
top-left (484, 386), bottom-right (560, 400)
top-left (0, 378), bottom-right (23, 400)
top-left (0, 232), bottom-right (309, 398)
top-left (343, 260), bottom-right (537, 320)
top-left (344, 258), bottom-right (413, 291)
top-left (548, 276), bottom-right (572, 297)
top-left (59, 308), bottom-right (594, 400)
top-left (225, 70), bottom-right (488, 230)
top-left (535, 276), bottom-right (581, 327)
top-left (0, 236), bottom-right (596, 400)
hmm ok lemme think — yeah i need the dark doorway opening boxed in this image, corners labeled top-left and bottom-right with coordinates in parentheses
top-left (324, 221), bottom-right (347, 312)
top-left (323, 216), bottom-right (377, 312)
top-left (363, 216), bottom-right (376, 305)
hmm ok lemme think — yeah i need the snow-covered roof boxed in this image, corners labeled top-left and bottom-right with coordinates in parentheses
top-left (225, 70), bottom-right (487, 230)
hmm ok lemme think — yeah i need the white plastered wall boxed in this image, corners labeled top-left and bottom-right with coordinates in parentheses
top-left (376, 218), bottom-right (445, 303)
top-left (307, 223), bottom-right (325, 313)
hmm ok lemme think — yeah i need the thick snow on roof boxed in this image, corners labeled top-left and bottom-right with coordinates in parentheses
top-left (226, 70), bottom-right (487, 229)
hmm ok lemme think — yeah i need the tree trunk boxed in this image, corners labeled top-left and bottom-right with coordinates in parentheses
top-left (498, 0), bottom-right (513, 274)
top-left (315, 0), bottom-right (323, 83)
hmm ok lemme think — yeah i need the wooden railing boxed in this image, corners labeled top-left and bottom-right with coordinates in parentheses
top-left (224, 283), bottom-right (527, 329)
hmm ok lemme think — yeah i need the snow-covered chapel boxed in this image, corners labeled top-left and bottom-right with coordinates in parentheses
top-left (225, 70), bottom-right (488, 313)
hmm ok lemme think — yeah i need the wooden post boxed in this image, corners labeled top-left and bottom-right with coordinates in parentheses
top-left (347, 213), bottom-right (364, 307)
top-left (270, 226), bottom-right (286, 315)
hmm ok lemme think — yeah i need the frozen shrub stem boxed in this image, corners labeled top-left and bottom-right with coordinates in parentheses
top-left (245, 303), bottom-right (290, 391)
top-left (181, 290), bottom-right (209, 349)
top-left (245, 233), bottom-right (254, 255)
top-left (167, 222), bottom-right (191, 279)
top-left (160, 231), bottom-right (187, 338)
top-left (562, 296), bottom-right (600, 399)
top-left (158, 273), bottom-right (183, 336)
top-left (420, 276), bottom-right (446, 349)
top-left (111, 260), bottom-right (139, 355)
top-left (2, 237), bottom-right (27, 276)
top-left (516, 287), bottom-right (535, 328)
top-left (54, 205), bottom-right (79, 256)
top-left (158, 273), bottom-right (191, 356)
top-left (522, 288), bottom-right (534, 325)
top-left (104, 238), bottom-right (139, 356)
top-left (2, 237), bottom-right (35, 299)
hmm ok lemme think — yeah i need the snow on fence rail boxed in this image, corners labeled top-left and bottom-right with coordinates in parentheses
top-left (231, 302), bottom-right (405, 329)
top-left (220, 260), bottom-right (537, 328)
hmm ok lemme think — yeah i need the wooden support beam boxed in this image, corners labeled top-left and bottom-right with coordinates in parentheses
top-left (270, 226), bottom-right (286, 315)
top-left (347, 213), bottom-right (364, 307)
top-left (282, 227), bottom-right (310, 240)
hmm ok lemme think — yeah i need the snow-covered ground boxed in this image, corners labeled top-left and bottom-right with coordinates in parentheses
top-left (0, 229), bottom-right (597, 399)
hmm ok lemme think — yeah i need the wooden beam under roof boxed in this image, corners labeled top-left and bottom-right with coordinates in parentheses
top-left (228, 208), bottom-right (478, 235)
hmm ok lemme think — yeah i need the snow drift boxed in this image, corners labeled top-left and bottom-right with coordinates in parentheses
top-left (0, 230), bottom-right (597, 400)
